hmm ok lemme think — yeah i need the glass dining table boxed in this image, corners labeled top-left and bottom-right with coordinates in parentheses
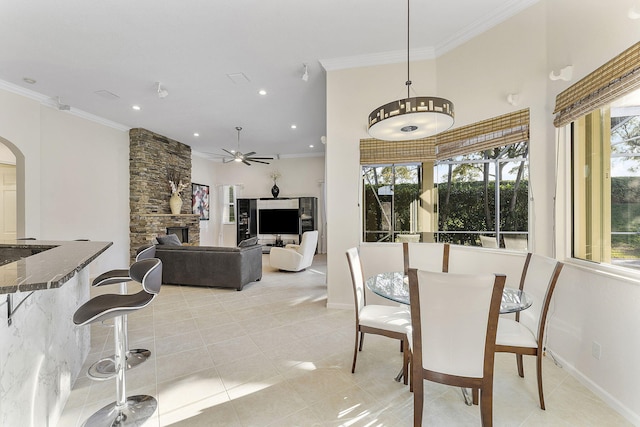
top-left (366, 271), bottom-right (532, 313)
top-left (365, 271), bottom-right (533, 405)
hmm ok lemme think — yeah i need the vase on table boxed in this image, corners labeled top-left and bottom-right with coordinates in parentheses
top-left (170, 193), bottom-right (183, 214)
top-left (271, 183), bottom-right (279, 198)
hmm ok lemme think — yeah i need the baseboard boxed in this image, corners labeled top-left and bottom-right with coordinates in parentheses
top-left (547, 349), bottom-right (640, 426)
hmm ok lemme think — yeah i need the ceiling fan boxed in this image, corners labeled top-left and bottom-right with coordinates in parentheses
top-left (219, 127), bottom-right (273, 166)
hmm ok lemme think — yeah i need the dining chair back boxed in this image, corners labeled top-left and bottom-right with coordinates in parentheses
top-left (346, 247), bottom-right (411, 383)
top-left (402, 242), bottom-right (450, 275)
top-left (495, 253), bottom-right (563, 410)
top-left (408, 268), bottom-right (505, 427)
top-left (480, 235), bottom-right (499, 248)
top-left (504, 235), bottom-right (528, 251)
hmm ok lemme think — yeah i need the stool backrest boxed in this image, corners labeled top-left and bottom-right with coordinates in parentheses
top-left (130, 258), bottom-right (163, 294)
top-left (136, 244), bottom-right (156, 261)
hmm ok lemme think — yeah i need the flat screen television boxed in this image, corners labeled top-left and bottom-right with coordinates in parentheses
top-left (259, 209), bottom-right (299, 235)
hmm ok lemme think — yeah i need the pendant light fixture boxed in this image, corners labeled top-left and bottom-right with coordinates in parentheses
top-left (367, 0), bottom-right (454, 141)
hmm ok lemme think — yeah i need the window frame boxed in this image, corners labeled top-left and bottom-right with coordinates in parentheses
top-left (360, 143), bottom-right (530, 246)
top-left (361, 162), bottom-right (423, 243)
top-left (569, 94), bottom-right (640, 272)
top-left (434, 146), bottom-right (529, 246)
top-left (222, 184), bottom-right (237, 224)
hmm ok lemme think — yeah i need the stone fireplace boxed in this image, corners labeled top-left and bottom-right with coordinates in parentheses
top-left (129, 128), bottom-right (199, 261)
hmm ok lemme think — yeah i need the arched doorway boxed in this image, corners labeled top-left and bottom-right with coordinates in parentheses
top-left (0, 137), bottom-right (24, 239)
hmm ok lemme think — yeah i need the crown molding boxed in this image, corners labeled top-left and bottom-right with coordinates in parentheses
top-left (320, 47), bottom-right (436, 72)
top-left (320, 0), bottom-right (539, 71)
top-left (0, 79), bottom-right (130, 132)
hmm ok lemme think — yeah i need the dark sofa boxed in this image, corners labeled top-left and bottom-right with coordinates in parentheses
top-left (154, 244), bottom-right (262, 291)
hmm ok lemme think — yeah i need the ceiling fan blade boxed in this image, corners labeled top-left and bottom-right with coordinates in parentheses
top-left (244, 151), bottom-right (256, 157)
top-left (247, 157), bottom-right (273, 160)
top-left (248, 159), bottom-right (271, 164)
top-left (222, 158), bottom-right (235, 163)
top-left (222, 149), bottom-right (235, 156)
top-left (242, 160), bottom-right (252, 166)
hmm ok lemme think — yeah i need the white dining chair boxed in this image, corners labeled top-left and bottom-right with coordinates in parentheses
top-left (408, 268), bottom-right (505, 426)
top-left (346, 247), bottom-right (411, 384)
top-left (495, 253), bottom-right (563, 409)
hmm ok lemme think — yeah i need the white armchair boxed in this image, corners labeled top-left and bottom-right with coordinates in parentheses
top-left (269, 230), bottom-right (318, 272)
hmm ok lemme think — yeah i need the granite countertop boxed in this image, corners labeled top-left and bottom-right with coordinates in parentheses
top-left (0, 240), bottom-right (112, 294)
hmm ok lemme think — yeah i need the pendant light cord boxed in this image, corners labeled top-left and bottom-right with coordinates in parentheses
top-left (406, 0), bottom-right (411, 98)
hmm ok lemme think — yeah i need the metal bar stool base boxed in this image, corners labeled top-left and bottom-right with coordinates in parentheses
top-left (81, 395), bottom-right (157, 426)
top-left (88, 349), bottom-right (151, 380)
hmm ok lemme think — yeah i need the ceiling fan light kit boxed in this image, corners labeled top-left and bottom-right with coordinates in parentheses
top-left (221, 127), bottom-right (273, 166)
top-left (367, 0), bottom-right (454, 141)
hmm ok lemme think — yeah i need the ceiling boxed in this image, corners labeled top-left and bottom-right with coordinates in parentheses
top-left (0, 0), bottom-right (537, 159)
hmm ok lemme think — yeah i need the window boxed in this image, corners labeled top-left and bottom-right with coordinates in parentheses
top-left (222, 185), bottom-right (236, 224)
top-left (434, 142), bottom-right (529, 247)
top-left (571, 88), bottom-right (640, 269)
top-left (360, 110), bottom-right (530, 246)
top-left (362, 164), bottom-right (422, 242)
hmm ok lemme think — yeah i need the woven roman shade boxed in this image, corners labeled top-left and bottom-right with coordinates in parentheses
top-left (360, 137), bottom-right (436, 165)
top-left (435, 109), bottom-right (529, 160)
top-left (553, 42), bottom-right (640, 127)
top-left (360, 109), bottom-right (530, 164)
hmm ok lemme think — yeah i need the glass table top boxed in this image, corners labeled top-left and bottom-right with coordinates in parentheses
top-left (365, 271), bottom-right (532, 314)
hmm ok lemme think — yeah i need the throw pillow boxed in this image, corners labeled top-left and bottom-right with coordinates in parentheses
top-left (238, 236), bottom-right (259, 247)
top-left (156, 234), bottom-right (182, 246)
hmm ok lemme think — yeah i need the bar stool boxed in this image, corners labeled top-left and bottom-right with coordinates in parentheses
top-left (74, 257), bottom-right (162, 427)
top-left (88, 244), bottom-right (156, 379)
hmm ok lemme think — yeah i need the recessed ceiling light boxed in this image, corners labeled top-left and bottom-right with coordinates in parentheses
top-left (193, 133), bottom-right (199, 137)
top-left (132, 105), bottom-right (141, 111)
top-left (258, 89), bottom-right (267, 96)
top-left (23, 77), bottom-right (36, 84)
top-left (309, 144), bottom-right (314, 148)
top-left (291, 124), bottom-right (297, 129)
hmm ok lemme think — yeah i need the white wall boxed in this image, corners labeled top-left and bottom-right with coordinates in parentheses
top-left (191, 155), bottom-right (326, 249)
top-left (544, 0), bottom-right (640, 422)
top-left (326, 59), bottom-right (438, 308)
top-left (191, 154), bottom-right (219, 246)
top-left (0, 87), bottom-right (130, 274)
top-left (325, 0), bottom-right (640, 423)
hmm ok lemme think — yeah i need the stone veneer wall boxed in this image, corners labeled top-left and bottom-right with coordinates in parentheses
top-left (129, 128), bottom-right (199, 260)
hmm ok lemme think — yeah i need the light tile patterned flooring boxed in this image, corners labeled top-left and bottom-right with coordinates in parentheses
top-left (58, 254), bottom-right (631, 426)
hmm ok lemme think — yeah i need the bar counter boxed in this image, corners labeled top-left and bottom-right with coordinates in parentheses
top-left (0, 239), bottom-right (112, 427)
top-left (0, 239), bottom-right (112, 294)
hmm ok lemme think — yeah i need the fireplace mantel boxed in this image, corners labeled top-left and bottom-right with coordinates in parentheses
top-left (129, 212), bottom-right (200, 261)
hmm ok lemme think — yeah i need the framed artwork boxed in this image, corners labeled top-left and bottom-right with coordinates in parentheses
top-left (191, 183), bottom-right (210, 220)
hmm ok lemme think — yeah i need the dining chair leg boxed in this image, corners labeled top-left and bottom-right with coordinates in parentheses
top-left (409, 362), bottom-right (414, 392)
top-left (472, 388), bottom-right (479, 405)
top-left (516, 354), bottom-right (524, 377)
top-left (402, 339), bottom-right (409, 386)
top-left (413, 370), bottom-right (423, 426)
top-left (351, 330), bottom-right (360, 373)
top-left (536, 353), bottom-right (546, 410)
top-left (358, 332), bottom-right (365, 351)
top-left (480, 386), bottom-right (494, 427)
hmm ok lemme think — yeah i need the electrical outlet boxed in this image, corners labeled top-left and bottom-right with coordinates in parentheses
top-left (592, 341), bottom-right (602, 360)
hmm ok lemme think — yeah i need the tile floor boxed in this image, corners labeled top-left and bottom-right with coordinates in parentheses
top-left (58, 254), bottom-right (631, 426)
